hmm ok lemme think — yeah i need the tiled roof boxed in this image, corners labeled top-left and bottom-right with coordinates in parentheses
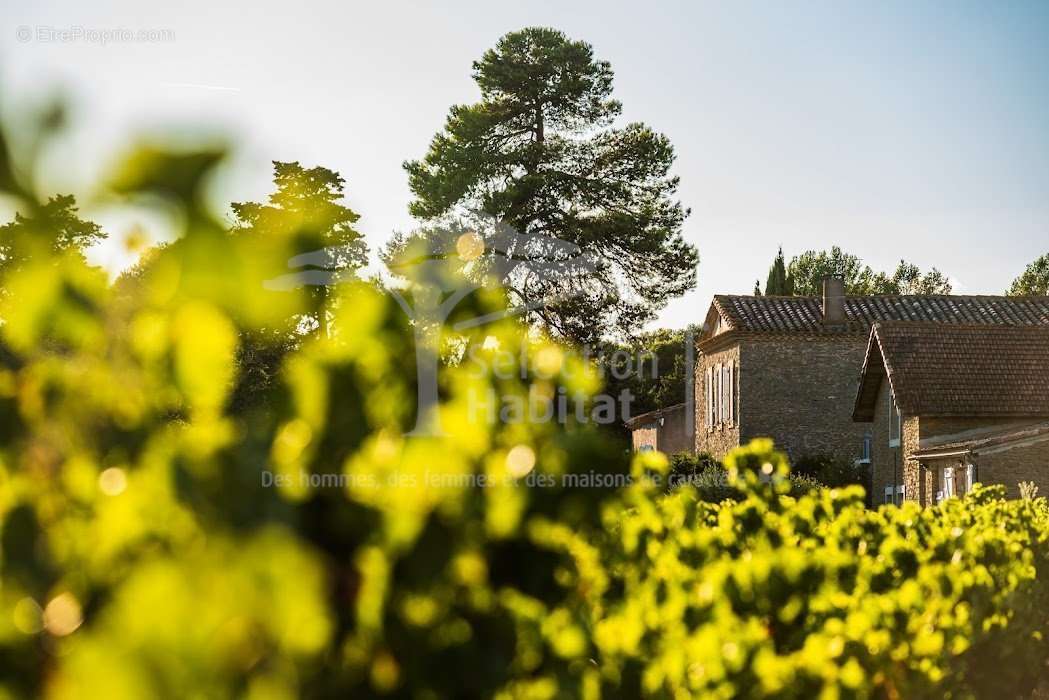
top-left (712, 295), bottom-right (1049, 335)
top-left (853, 322), bottom-right (1049, 420)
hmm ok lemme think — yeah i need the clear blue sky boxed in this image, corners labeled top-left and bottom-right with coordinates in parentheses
top-left (3, 0), bottom-right (1048, 329)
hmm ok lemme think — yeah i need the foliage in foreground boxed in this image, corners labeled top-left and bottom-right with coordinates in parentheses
top-left (2, 116), bottom-right (1049, 700)
top-left (603, 449), bottom-right (1049, 698)
top-left (3, 256), bottom-right (1049, 700)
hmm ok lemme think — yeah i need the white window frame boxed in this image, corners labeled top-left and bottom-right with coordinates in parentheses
top-left (888, 395), bottom-right (901, 448)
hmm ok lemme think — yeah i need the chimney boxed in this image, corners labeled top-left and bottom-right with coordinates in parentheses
top-left (822, 276), bottom-right (845, 325)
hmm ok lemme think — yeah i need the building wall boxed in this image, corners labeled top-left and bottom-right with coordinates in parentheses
top-left (630, 405), bottom-right (691, 455)
top-left (918, 417), bottom-right (1023, 439)
top-left (902, 416), bottom-right (922, 503)
top-left (632, 423), bottom-right (657, 452)
top-left (869, 379), bottom-right (906, 506)
top-left (970, 439), bottom-right (1049, 499)
top-left (738, 337), bottom-right (870, 465)
top-left (912, 417), bottom-right (1049, 503)
top-left (655, 404), bottom-right (691, 455)
top-left (695, 343), bottom-right (741, 459)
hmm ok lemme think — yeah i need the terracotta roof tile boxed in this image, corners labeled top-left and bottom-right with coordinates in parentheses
top-left (855, 322), bottom-right (1049, 419)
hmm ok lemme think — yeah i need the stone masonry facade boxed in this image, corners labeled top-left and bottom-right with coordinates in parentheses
top-left (868, 390), bottom-right (1049, 505)
top-left (630, 404), bottom-right (690, 455)
top-left (694, 343), bottom-right (740, 458)
top-left (696, 336), bottom-right (870, 465)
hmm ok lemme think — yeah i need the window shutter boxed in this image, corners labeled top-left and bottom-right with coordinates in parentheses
top-left (720, 364), bottom-right (726, 425)
top-left (725, 365), bottom-right (734, 423)
top-left (715, 364), bottom-right (722, 425)
top-left (734, 361), bottom-right (740, 424)
top-left (705, 367), bottom-right (713, 428)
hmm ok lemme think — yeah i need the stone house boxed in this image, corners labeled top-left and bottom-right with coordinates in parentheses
top-left (694, 279), bottom-right (1049, 477)
top-left (626, 403), bottom-right (690, 454)
top-left (853, 322), bottom-right (1049, 504)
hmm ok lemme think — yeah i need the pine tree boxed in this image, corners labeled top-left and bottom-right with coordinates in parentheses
top-left (404, 27), bottom-right (697, 342)
top-left (231, 161), bottom-right (367, 336)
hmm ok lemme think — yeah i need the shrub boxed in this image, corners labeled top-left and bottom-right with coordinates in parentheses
top-left (794, 452), bottom-right (867, 489)
top-left (1020, 481), bottom-right (1040, 500)
top-left (669, 452), bottom-right (823, 501)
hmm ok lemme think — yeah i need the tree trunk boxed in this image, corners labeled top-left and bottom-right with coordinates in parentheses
top-left (318, 285), bottom-right (328, 339)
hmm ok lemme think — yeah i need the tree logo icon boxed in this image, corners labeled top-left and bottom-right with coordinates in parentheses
top-left (265, 215), bottom-right (598, 436)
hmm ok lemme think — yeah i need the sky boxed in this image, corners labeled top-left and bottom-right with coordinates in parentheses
top-left (2, 0), bottom-right (1048, 329)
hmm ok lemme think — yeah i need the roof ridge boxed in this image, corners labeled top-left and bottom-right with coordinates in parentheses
top-left (716, 293), bottom-right (1049, 302)
top-left (874, 321), bottom-right (1049, 331)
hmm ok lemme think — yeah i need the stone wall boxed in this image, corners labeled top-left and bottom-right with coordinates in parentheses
top-left (973, 440), bottom-right (1049, 498)
top-left (902, 416), bottom-right (921, 503)
top-left (738, 337), bottom-right (870, 465)
top-left (913, 417), bottom-right (1049, 503)
top-left (655, 404), bottom-right (691, 455)
top-left (631, 404), bottom-right (691, 455)
top-left (694, 344), bottom-right (741, 459)
top-left (921, 441), bottom-right (1049, 501)
top-left (869, 380), bottom-right (905, 506)
top-left (632, 423), bottom-right (657, 452)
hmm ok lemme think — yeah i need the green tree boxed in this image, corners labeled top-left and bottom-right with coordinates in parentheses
top-left (0, 194), bottom-right (105, 273)
top-left (785, 247), bottom-right (951, 295)
top-left (404, 27), bottom-right (698, 343)
top-left (231, 161), bottom-right (367, 336)
top-left (1007, 254), bottom-right (1049, 296)
top-left (600, 325), bottom-right (699, 421)
top-left (787, 247), bottom-right (884, 295)
top-left (763, 246), bottom-right (794, 295)
top-left (889, 259), bottom-right (952, 295)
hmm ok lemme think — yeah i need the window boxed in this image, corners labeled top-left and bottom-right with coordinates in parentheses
top-left (888, 395), bottom-right (901, 447)
top-left (722, 363), bottom-right (733, 425)
top-left (941, 464), bottom-right (973, 499)
top-left (715, 364), bottom-right (722, 425)
top-left (859, 431), bottom-right (872, 463)
top-left (705, 361), bottom-right (738, 429)
top-left (883, 484), bottom-right (905, 505)
top-left (705, 367), bottom-right (713, 429)
top-left (733, 361), bottom-right (740, 422)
